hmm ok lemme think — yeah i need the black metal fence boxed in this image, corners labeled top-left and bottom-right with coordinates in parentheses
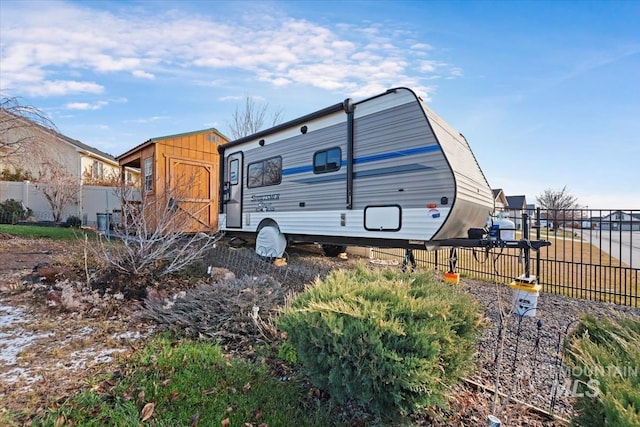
top-left (372, 208), bottom-right (639, 307)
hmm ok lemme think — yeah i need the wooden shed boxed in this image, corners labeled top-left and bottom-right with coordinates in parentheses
top-left (117, 128), bottom-right (228, 233)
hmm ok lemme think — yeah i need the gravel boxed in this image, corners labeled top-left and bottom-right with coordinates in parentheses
top-left (459, 278), bottom-right (640, 420)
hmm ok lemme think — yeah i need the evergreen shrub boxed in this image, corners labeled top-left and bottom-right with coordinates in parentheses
top-left (565, 314), bottom-right (640, 427)
top-left (277, 264), bottom-right (483, 417)
top-left (65, 215), bottom-right (82, 228)
top-left (0, 198), bottom-right (32, 224)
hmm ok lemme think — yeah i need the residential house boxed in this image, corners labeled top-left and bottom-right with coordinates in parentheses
top-left (117, 128), bottom-right (228, 233)
top-left (0, 109), bottom-right (139, 224)
top-left (0, 109), bottom-right (132, 184)
top-left (599, 211), bottom-right (640, 231)
top-left (506, 195), bottom-right (527, 230)
top-left (492, 189), bottom-right (508, 212)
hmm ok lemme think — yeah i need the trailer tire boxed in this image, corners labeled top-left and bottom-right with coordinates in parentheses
top-left (322, 245), bottom-right (347, 257)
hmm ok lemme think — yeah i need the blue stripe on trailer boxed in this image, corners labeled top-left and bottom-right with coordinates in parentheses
top-left (354, 145), bottom-right (440, 164)
top-left (291, 163), bottom-right (433, 184)
top-left (282, 144), bottom-right (439, 177)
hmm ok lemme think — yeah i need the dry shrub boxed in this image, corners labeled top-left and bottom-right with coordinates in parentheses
top-left (138, 274), bottom-right (289, 348)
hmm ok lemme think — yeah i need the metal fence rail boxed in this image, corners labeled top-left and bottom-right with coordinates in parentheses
top-left (372, 208), bottom-right (639, 307)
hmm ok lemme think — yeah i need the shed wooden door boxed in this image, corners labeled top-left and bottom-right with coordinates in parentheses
top-left (168, 157), bottom-right (217, 232)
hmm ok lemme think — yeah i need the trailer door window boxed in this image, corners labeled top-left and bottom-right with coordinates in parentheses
top-left (247, 156), bottom-right (282, 188)
top-left (229, 158), bottom-right (239, 185)
top-left (314, 147), bottom-right (341, 174)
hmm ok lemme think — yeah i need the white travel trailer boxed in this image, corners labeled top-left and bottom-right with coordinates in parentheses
top-left (218, 87), bottom-right (495, 258)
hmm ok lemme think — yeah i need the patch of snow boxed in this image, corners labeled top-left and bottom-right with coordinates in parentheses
top-left (0, 302), bottom-right (26, 327)
top-left (58, 348), bottom-right (126, 371)
top-left (0, 366), bottom-right (43, 384)
top-left (0, 330), bottom-right (54, 365)
top-left (0, 302), bottom-right (54, 365)
top-left (113, 330), bottom-right (142, 340)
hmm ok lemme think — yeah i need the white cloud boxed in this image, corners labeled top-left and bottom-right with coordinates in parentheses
top-left (0, 2), bottom-right (459, 98)
top-left (132, 70), bottom-right (155, 79)
top-left (411, 43), bottom-right (433, 50)
top-left (65, 101), bottom-right (108, 110)
top-left (28, 80), bottom-right (105, 97)
top-left (124, 116), bottom-right (171, 124)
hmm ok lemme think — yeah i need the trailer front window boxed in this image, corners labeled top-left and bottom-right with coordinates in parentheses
top-left (313, 147), bottom-right (341, 174)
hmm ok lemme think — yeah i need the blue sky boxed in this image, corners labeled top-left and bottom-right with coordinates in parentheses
top-left (1, 0), bottom-right (638, 209)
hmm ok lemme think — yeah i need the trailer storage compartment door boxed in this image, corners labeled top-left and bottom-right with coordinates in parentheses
top-left (364, 205), bottom-right (401, 231)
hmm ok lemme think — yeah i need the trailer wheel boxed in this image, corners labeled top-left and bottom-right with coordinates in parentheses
top-left (322, 244), bottom-right (346, 257)
top-left (256, 225), bottom-right (287, 259)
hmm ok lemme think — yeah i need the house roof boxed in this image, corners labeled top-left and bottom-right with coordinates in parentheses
top-left (1, 109), bottom-right (117, 164)
top-left (491, 188), bottom-right (508, 207)
top-left (58, 133), bottom-right (117, 163)
top-left (506, 195), bottom-right (527, 210)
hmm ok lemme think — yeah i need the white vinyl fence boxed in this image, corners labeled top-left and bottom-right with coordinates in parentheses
top-left (0, 180), bottom-right (121, 227)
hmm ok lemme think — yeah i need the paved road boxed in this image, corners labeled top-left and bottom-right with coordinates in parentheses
top-left (581, 229), bottom-right (640, 269)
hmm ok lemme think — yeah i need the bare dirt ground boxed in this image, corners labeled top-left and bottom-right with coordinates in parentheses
top-left (0, 235), bottom-right (155, 423)
top-left (0, 235), bottom-right (574, 426)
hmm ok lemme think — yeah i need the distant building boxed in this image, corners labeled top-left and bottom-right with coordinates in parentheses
top-left (492, 188), bottom-right (508, 212)
top-left (600, 211), bottom-right (640, 231)
top-left (506, 195), bottom-right (527, 230)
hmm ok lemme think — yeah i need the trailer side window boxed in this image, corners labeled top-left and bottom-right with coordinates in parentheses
top-left (247, 156), bottom-right (282, 188)
top-left (313, 147), bottom-right (341, 174)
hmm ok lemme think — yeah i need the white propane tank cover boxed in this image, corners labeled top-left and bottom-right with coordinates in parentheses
top-left (496, 213), bottom-right (516, 240)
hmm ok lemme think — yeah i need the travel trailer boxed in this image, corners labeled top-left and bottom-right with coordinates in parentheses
top-left (218, 87), bottom-right (495, 258)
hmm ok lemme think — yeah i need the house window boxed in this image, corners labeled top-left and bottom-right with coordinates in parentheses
top-left (247, 156), bottom-right (282, 188)
top-left (92, 160), bottom-right (104, 179)
top-left (144, 157), bottom-right (153, 192)
top-left (313, 147), bottom-right (341, 173)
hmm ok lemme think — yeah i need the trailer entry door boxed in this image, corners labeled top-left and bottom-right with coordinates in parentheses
top-left (225, 152), bottom-right (243, 228)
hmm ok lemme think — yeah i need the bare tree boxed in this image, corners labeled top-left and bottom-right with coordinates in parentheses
top-left (0, 95), bottom-right (56, 166)
top-left (226, 95), bottom-right (284, 140)
top-left (89, 175), bottom-right (222, 285)
top-left (536, 186), bottom-right (580, 230)
top-left (36, 161), bottom-right (81, 222)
